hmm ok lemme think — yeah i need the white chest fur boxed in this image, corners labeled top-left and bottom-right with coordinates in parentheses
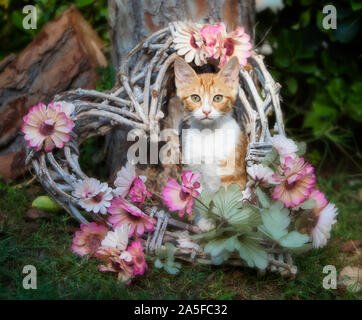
top-left (182, 116), bottom-right (241, 193)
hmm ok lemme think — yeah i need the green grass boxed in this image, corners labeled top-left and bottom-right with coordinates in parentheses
top-left (0, 174), bottom-right (361, 300)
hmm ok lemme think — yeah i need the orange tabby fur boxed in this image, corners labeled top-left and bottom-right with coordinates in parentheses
top-left (174, 57), bottom-right (247, 192)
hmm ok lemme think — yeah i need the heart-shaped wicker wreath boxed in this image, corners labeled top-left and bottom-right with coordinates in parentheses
top-left (25, 22), bottom-right (299, 277)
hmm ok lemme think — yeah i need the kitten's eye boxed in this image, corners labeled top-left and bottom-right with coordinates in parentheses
top-left (213, 95), bottom-right (223, 102)
top-left (190, 95), bottom-right (201, 102)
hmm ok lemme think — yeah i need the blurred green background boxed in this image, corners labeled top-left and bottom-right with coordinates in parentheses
top-left (1, 0), bottom-right (361, 174)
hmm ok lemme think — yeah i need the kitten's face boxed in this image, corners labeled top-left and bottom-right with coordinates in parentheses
top-left (174, 57), bottom-right (240, 123)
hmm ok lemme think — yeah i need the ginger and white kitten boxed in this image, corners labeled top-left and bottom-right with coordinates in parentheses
top-left (174, 56), bottom-right (247, 194)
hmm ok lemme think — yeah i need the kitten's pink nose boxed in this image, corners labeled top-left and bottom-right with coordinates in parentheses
top-left (202, 110), bottom-right (211, 116)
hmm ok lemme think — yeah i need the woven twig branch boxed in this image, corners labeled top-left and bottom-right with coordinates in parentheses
top-left (26, 22), bottom-right (293, 276)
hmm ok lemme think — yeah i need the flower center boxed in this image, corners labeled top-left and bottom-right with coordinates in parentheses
top-left (92, 194), bottom-right (103, 203)
top-left (136, 255), bottom-right (144, 264)
top-left (127, 213), bottom-right (141, 222)
top-left (190, 33), bottom-right (198, 49)
top-left (39, 121), bottom-right (54, 136)
top-left (179, 190), bottom-right (189, 201)
top-left (285, 181), bottom-right (296, 191)
top-left (193, 182), bottom-right (200, 188)
top-left (88, 235), bottom-right (101, 251)
top-left (223, 39), bottom-right (234, 56)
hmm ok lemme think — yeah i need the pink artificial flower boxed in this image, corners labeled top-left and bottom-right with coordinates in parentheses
top-left (95, 246), bottom-right (134, 283)
top-left (311, 203), bottom-right (338, 248)
top-left (304, 189), bottom-right (338, 248)
top-left (162, 171), bottom-right (201, 218)
top-left (22, 102), bottom-right (74, 152)
top-left (247, 164), bottom-right (278, 186)
top-left (272, 156), bottom-right (315, 208)
top-left (72, 222), bottom-right (109, 256)
top-left (200, 22), bottom-right (252, 67)
top-left (129, 177), bottom-right (152, 205)
top-left (200, 23), bottom-right (224, 47)
top-left (51, 101), bottom-right (75, 118)
top-left (220, 26), bottom-right (252, 67)
top-left (114, 162), bottom-right (148, 199)
top-left (308, 189), bottom-right (328, 215)
top-left (269, 134), bottom-right (298, 161)
top-left (127, 240), bottom-right (148, 276)
top-left (181, 171), bottom-right (202, 191)
top-left (108, 196), bottom-right (156, 237)
top-left (200, 22), bottom-right (225, 57)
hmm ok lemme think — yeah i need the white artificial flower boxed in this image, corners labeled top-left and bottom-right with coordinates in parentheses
top-left (54, 101), bottom-right (75, 118)
top-left (101, 224), bottom-right (130, 251)
top-left (311, 203), bottom-right (338, 248)
top-left (73, 178), bottom-right (113, 214)
top-left (196, 217), bottom-right (216, 232)
top-left (113, 162), bottom-right (146, 197)
top-left (175, 231), bottom-right (200, 251)
top-left (269, 134), bottom-right (298, 160)
top-left (172, 22), bottom-right (206, 66)
top-left (247, 164), bottom-right (277, 185)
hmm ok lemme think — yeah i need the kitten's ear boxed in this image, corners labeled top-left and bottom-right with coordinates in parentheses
top-left (174, 57), bottom-right (198, 89)
top-left (218, 56), bottom-right (240, 87)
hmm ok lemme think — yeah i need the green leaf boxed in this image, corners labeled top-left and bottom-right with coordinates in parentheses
top-left (32, 196), bottom-right (62, 212)
top-left (255, 187), bottom-right (270, 209)
top-left (279, 231), bottom-right (310, 248)
top-left (274, 51), bottom-right (290, 68)
top-left (301, 0), bottom-right (313, 5)
top-left (154, 259), bottom-right (163, 269)
top-left (300, 10), bottom-right (311, 27)
top-left (211, 251), bottom-right (231, 265)
top-left (258, 201), bottom-right (290, 240)
top-left (286, 77), bottom-right (298, 95)
top-left (154, 243), bottom-right (181, 275)
top-left (228, 205), bottom-right (261, 229)
top-left (352, 0), bottom-right (362, 11)
top-left (164, 264), bottom-right (181, 275)
top-left (204, 238), bottom-right (229, 257)
top-left (224, 235), bottom-right (240, 252)
top-left (288, 243), bottom-right (313, 255)
top-left (191, 228), bottom-right (219, 241)
top-left (235, 238), bottom-right (268, 270)
top-left (346, 82), bottom-right (362, 122)
top-left (12, 11), bottom-right (24, 30)
top-left (193, 189), bottom-right (212, 217)
top-left (261, 148), bottom-right (279, 166)
top-left (75, 0), bottom-right (95, 8)
top-left (327, 78), bottom-right (346, 106)
top-left (334, 15), bottom-right (360, 43)
top-left (212, 184), bottom-right (243, 220)
top-left (292, 198), bottom-right (316, 211)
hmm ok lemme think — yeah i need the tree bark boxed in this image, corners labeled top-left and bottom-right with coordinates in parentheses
top-left (106, 0), bottom-right (255, 176)
top-left (0, 6), bottom-right (107, 181)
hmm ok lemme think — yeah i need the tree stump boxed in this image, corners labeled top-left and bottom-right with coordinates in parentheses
top-left (0, 6), bottom-right (107, 181)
